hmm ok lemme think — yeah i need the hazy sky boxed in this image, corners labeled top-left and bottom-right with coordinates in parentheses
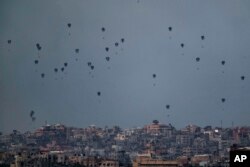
top-left (1, 0), bottom-right (250, 133)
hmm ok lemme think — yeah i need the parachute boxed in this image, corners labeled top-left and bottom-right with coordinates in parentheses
top-left (30, 110), bottom-right (36, 122)
top-left (106, 57), bottom-right (110, 61)
top-left (30, 110), bottom-right (34, 118)
top-left (41, 73), bottom-right (45, 78)
top-left (36, 43), bottom-right (42, 50)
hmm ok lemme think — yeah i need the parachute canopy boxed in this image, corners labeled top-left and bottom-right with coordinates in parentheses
top-left (30, 110), bottom-right (34, 118)
top-left (36, 43), bottom-right (42, 50)
top-left (106, 57), bottom-right (110, 61)
top-left (30, 110), bottom-right (36, 122)
top-left (41, 73), bottom-right (45, 78)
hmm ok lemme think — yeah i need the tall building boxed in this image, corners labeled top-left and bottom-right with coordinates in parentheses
top-left (144, 120), bottom-right (173, 137)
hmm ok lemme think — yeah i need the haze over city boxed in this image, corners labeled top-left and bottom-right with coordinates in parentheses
top-left (1, 0), bottom-right (250, 133)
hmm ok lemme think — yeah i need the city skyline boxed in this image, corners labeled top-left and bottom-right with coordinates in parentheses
top-left (1, 0), bottom-right (250, 133)
top-left (2, 120), bottom-right (247, 134)
top-left (2, 117), bottom-right (249, 166)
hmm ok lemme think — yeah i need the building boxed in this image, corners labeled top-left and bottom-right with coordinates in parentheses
top-left (133, 155), bottom-right (180, 167)
top-left (99, 159), bottom-right (119, 167)
top-left (191, 154), bottom-right (211, 166)
top-left (144, 120), bottom-right (173, 137)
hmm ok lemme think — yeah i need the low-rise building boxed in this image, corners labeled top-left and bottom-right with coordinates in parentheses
top-left (133, 155), bottom-right (180, 167)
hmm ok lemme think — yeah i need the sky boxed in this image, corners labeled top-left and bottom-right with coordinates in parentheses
top-left (1, 0), bottom-right (250, 133)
